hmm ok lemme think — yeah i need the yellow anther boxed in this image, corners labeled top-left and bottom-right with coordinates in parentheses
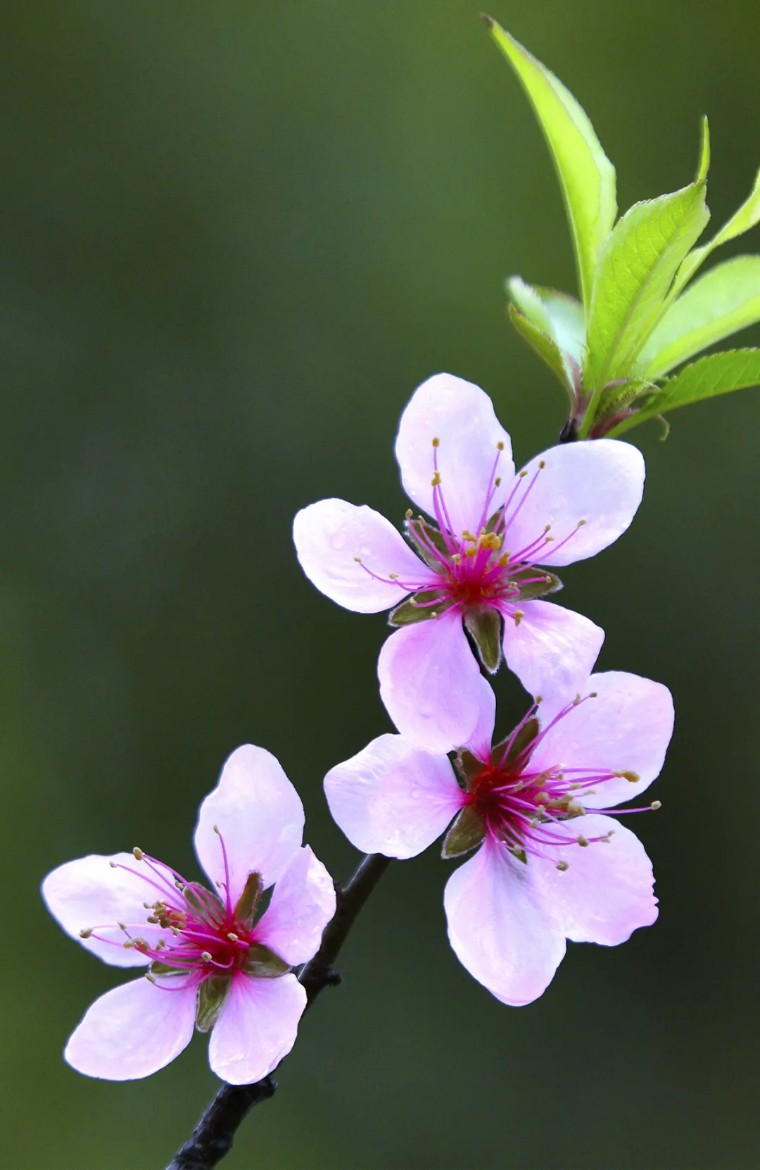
top-left (431, 471), bottom-right (441, 487)
top-left (201, 951), bottom-right (213, 962)
top-left (497, 441), bottom-right (504, 450)
top-left (556, 860), bottom-right (570, 872)
top-left (512, 610), bottom-right (524, 626)
top-left (518, 470), bottom-right (528, 478)
top-left (389, 572), bottom-right (399, 580)
top-left (539, 460), bottom-right (546, 469)
top-left (615, 770), bottom-right (640, 784)
top-left (494, 476), bottom-right (502, 487)
top-left (227, 932), bottom-right (239, 941)
top-left (578, 518), bottom-right (587, 527)
top-left (405, 508), bottom-right (413, 519)
top-left (452, 554), bottom-right (461, 564)
top-left (79, 928), bottom-right (93, 939)
top-left (353, 556), bottom-right (362, 563)
top-left (465, 547), bottom-right (477, 558)
top-left (462, 530), bottom-right (476, 542)
top-left (132, 847), bottom-right (144, 860)
top-left (577, 835), bottom-right (590, 848)
top-left (650, 800), bottom-right (662, 811)
top-left (432, 437), bottom-right (440, 447)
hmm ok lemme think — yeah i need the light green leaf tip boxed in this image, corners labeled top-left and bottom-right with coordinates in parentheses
top-left (485, 15), bottom-right (616, 311)
top-left (675, 162), bottom-right (760, 293)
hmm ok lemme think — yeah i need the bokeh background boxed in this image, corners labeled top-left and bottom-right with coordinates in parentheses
top-left (4, 2), bottom-right (760, 1167)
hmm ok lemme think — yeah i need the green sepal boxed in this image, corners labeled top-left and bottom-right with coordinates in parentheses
top-left (441, 805), bottom-right (487, 859)
top-left (463, 607), bottom-right (502, 673)
top-left (183, 882), bottom-right (223, 919)
top-left (509, 567), bottom-right (562, 602)
top-left (234, 871), bottom-right (263, 930)
top-left (242, 943), bottom-right (290, 979)
top-left (149, 960), bottom-right (185, 977)
top-left (195, 975), bottom-right (231, 1033)
top-left (492, 717), bottom-right (540, 770)
top-left (388, 590), bottom-right (449, 627)
top-left (508, 847), bottom-right (528, 865)
top-left (406, 517), bottom-right (450, 569)
top-left (454, 749), bottom-right (486, 788)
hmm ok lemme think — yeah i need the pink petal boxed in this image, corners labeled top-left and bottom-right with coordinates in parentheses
top-left (194, 745), bottom-right (304, 900)
top-left (532, 671), bottom-right (674, 807)
top-left (506, 439), bottom-right (645, 568)
top-left (530, 814), bottom-right (658, 945)
top-left (42, 853), bottom-right (177, 968)
top-left (324, 733), bottom-right (464, 859)
top-left (64, 976), bottom-right (196, 1079)
top-left (378, 612), bottom-right (494, 752)
top-left (443, 839), bottom-right (566, 1005)
top-left (255, 846), bottom-right (336, 966)
top-left (395, 374), bottom-right (515, 536)
top-left (208, 972), bottom-right (306, 1085)
top-left (293, 499), bottom-right (434, 613)
top-left (502, 600), bottom-right (604, 700)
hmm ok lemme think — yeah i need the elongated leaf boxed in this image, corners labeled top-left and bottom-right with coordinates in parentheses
top-left (508, 305), bottom-right (575, 402)
top-left (611, 348), bottom-right (760, 434)
top-left (675, 167), bottom-right (760, 293)
top-left (486, 18), bottom-right (616, 309)
top-left (534, 286), bottom-right (585, 365)
top-left (638, 255), bottom-right (760, 377)
top-left (583, 181), bottom-right (709, 414)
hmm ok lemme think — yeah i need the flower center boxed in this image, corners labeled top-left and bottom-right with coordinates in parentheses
top-left (446, 698), bottom-right (660, 868)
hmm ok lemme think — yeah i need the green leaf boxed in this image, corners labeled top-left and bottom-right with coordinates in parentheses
top-left (582, 180), bottom-right (710, 426)
top-left (533, 286), bottom-right (586, 365)
top-left (610, 348), bottom-right (760, 435)
top-left (638, 255), bottom-right (760, 378)
top-left (507, 305), bottom-right (575, 400)
top-left (486, 18), bottom-right (616, 309)
top-left (675, 166), bottom-right (760, 293)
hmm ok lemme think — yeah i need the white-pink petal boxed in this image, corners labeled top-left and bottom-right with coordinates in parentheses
top-left (255, 846), bottom-right (336, 966)
top-left (208, 972), bottom-right (306, 1085)
top-left (42, 853), bottom-right (176, 969)
top-left (194, 745), bottom-right (304, 899)
top-left (530, 815), bottom-right (658, 945)
top-left (444, 839), bottom-right (566, 1006)
top-left (378, 612), bottom-right (494, 753)
top-left (395, 374), bottom-right (515, 536)
top-left (324, 733), bottom-right (464, 859)
top-left (502, 600), bottom-right (604, 701)
top-left (293, 499), bottom-right (433, 613)
top-left (505, 439), bottom-right (645, 568)
top-left (532, 671), bottom-right (674, 807)
top-left (64, 976), bottom-right (196, 1079)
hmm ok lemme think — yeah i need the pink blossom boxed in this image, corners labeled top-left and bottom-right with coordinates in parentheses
top-left (294, 373), bottom-right (645, 750)
top-left (42, 745), bottom-right (336, 1083)
top-left (324, 672), bottom-right (673, 1005)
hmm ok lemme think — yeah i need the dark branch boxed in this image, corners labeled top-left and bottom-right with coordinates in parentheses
top-left (164, 853), bottom-right (391, 1170)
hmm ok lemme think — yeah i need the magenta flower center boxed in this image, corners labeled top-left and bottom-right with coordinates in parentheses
top-left (85, 833), bottom-right (277, 989)
top-left (462, 700), bottom-right (656, 864)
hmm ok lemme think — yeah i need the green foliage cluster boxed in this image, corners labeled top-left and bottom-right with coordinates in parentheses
top-left (488, 18), bottom-right (760, 439)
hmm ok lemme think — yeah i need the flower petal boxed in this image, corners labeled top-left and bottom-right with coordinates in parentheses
top-left (64, 976), bottom-right (196, 1079)
top-left (395, 374), bottom-right (514, 535)
top-left (532, 671), bottom-right (674, 806)
top-left (293, 499), bottom-right (434, 613)
top-left (502, 601), bottom-right (604, 700)
top-left (530, 815), bottom-right (658, 944)
top-left (505, 439), bottom-right (645, 568)
top-left (42, 853), bottom-right (177, 968)
top-left (255, 846), bottom-right (336, 965)
top-left (208, 972), bottom-right (306, 1085)
top-left (444, 839), bottom-right (566, 1005)
top-left (378, 612), bottom-right (494, 752)
top-left (195, 746), bottom-right (304, 899)
top-left (324, 733), bottom-right (464, 859)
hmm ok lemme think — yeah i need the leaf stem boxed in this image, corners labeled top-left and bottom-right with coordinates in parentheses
top-left (164, 852), bottom-right (392, 1170)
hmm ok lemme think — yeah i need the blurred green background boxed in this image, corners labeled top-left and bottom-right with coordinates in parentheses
top-left (4, 2), bottom-right (760, 1167)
